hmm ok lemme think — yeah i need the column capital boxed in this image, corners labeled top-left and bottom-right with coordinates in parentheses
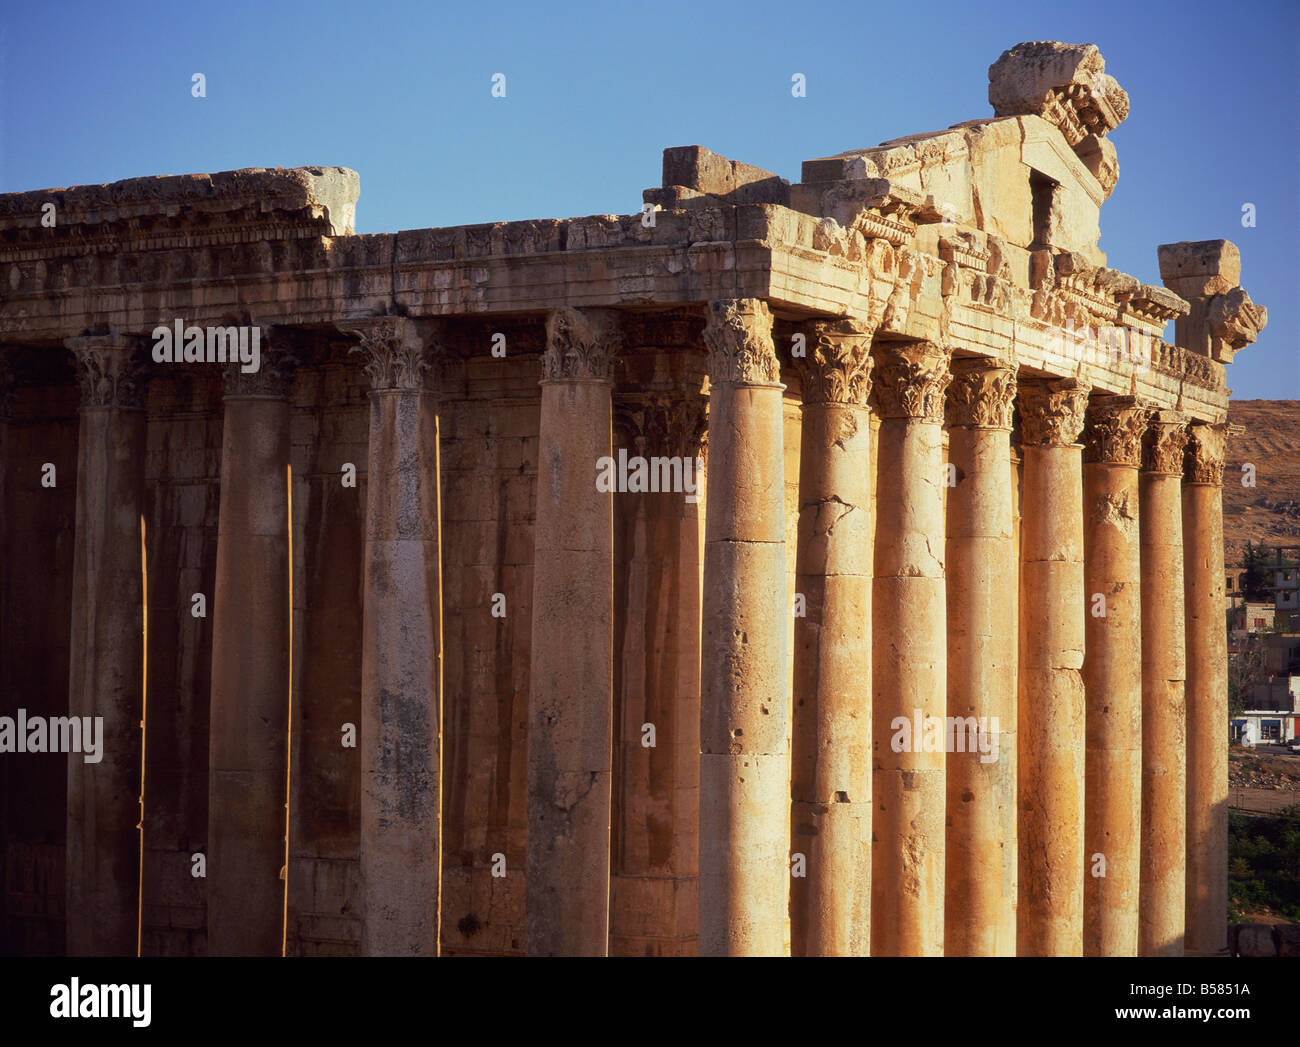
top-left (1083, 394), bottom-right (1151, 466)
top-left (221, 347), bottom-right (297, 399)
top-left (543, 307), bottom-right (621, 382)
top-left (946, 356), bottom-right (1016, 429)
top-left (872, 340), bottom-right (951, 422)
top-left (343, 316), bottom-right (439, 392)
top-left (615, 391), bottom-right (707, 460)
top-left (65, 334), bottom-right (149, 410)
top-left (1185, 422), bottom-right (1227, 487)
top-left (795, 317), bottom-right (875, 406)
top-left (1018, 377), bottom-right (1090, 447)
top-left (1142, 410), bottom-right (1189, 476)
top-left (703, 298), bottom-right (780, 386)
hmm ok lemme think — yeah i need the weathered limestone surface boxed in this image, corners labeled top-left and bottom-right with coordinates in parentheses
top-left (790, 318), bottom-right (874, 957)
top-left (944, 357), bottom-right (1017, 956)
top-left (206, 352), bottom-right (293, 957)
top-left (698, 299), bottom-right (788, 957)
top-left (1183, 423), bottom-right (1229, 957)
top-left (1139, 412), bottom-right (1189, 957)
top-left (1017, 377), bottom-right (1088, 956)
top-left (64, 336), bottom-right (146, 956)
top-left (347, 317), bottom-right (443, 956)
top-left (0, 39), bottom-right (1270, 960)
top-left (871, 340), bottom-right (951, 957)
top-left (526, 308), bottom-right (618, 956)
top-left (1081, 395), bottom-right (1147, 956)
top-left (611, 365), bottom-right (706, 957)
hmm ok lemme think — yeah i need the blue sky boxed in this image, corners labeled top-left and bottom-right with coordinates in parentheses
top-left (2, 0), bottom-right (1295, 398)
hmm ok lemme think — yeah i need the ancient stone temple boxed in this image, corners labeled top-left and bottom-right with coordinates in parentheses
top-left (0, 41), bottom-right (1267, 957)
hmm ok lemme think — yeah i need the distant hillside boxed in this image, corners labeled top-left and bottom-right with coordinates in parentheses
top-left (1224, 400), bottom-right (1300, 564)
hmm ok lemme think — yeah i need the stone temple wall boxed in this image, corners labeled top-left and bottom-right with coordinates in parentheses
top-left (0, 41), bottom-right (1271, 957)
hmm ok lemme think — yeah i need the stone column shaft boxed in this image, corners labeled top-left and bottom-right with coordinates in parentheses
top-left (698, 299), bottom-right (788, 957)
top-left (64, 337), bottom-right (147, 956)
top-left (1139, 412), bottom-right (1189, 956)
top-left (526, 307), bottom-right (619, 956)
top-left (207, 350), bottom-right (292, 956)
top-left (871, 340), bottom-right (951, 957)
top-left (790, 319), bottom-right (873, 957)
top-left (1017, 378), bottom-right (1089, 956)
top-left (1183, 423), bottom-right (1229, 956)
top-left (944, 358), bottom-right (1017, 956)
top-left (349, 318), bottom-right (443, 956)
top-left (1082, 396), bottom-right (1149, 955)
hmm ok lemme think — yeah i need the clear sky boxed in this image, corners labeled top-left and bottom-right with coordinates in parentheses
top-left (1, 0), bottom-right (1295, 398)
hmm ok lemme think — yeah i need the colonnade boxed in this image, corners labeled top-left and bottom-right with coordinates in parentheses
top-left (48, 295), bottom-right (1230, 956)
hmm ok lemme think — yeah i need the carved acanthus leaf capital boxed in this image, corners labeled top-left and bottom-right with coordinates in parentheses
top-left (343, 316), bottom-right (439, 392)
top-left (1018, 377), bottom-right (1091, 447)
top-left (615, 392), bottom-right (708, 459)
top-left (703, 299), bottom-right (780, 386)
top-left (1142, 411), bottom-right (1189, 475)
top-left (1083, 395), bottom-right (1151, 466)
top-left (65, 335), bottom-right (149, 409)
top-left (796, 317), bottom-right (875, 406)
top-left (872, 341), bottom-right (952, 422)
top-left (221, 342), bottom-right (297, 399)
top-left (946, 357), bottom-right (1017, 429)
top-left (543, 307), bottom-right (621, 381)
top-left (1185, 423), bottom-right (1227, 486)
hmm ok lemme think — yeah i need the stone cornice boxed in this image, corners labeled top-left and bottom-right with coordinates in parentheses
top-left (65, 335), bottom-right (148, 409)
top-left (704, 299), bottom-right (780, 386)
top-left (1185, 422), bottom-right (1227, 487)
top-left (1018, 377), bottom-right (1090, 447)
top-left (872, 341), bottom-right (951, 422)
top-left (1142, 410), bottom-right (1189, 476)
top-left (946, 357), bottom-right (1016, 429)
top-left (342, 316), bottom-right (439, 392)
top-left (543, 307), bottom-right (621, 382)
top-left (1082, 395), bottom-right (1150, 466)
top-left (796, 317), bottom-right (875, 406)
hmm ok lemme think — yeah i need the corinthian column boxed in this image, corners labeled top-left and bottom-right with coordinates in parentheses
top-left (698, 298), bottom-right (788, 957)
top-left (526, 307), bottom-right (619, 956)
top-left (944, 356), bottom-right (1017, 956)
top-left (790, 317), bottom-right (874, 957)
top-left (207, 344), bottom-right (294, 956)
top-left (345, 317), bottom-right (443, 956)
top-left (1139, 411), bottom-right (1189, 956)
top-left (1017, 377), bottom-right (1089, 956)
top-left (1082, 395), bottom-right (1149, 956)
top-left (64, 335), bottom-right (148, 957)
top-left (1183, 422), bottom-right (1229, 956)
top-left (871, 339), bottom-right (951, 957)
